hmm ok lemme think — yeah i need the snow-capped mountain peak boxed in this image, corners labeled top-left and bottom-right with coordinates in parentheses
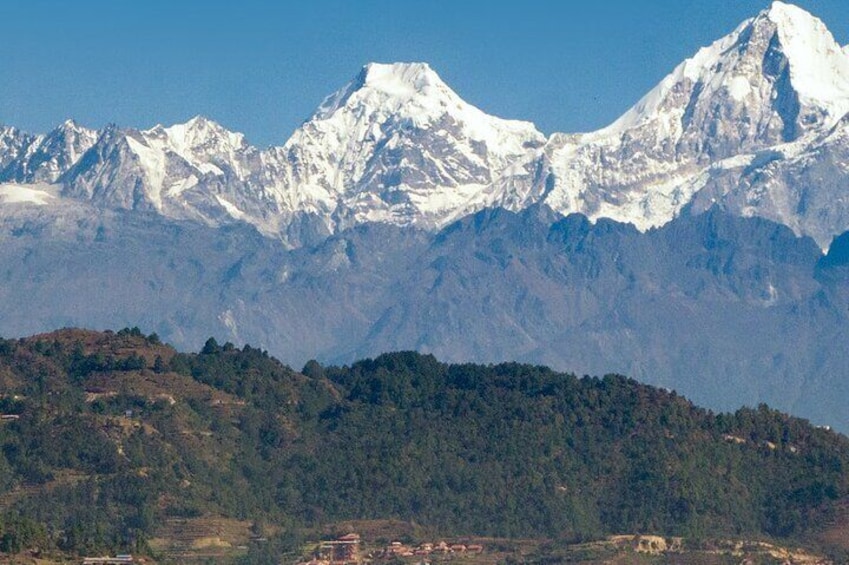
top-left (281, 61), bottom-right (545, 229)
top-left (763, 1), bottom-right (849, 117)
top-left (314, 62), bottom-right (444, 121)
top-left (161, 116), bottom-right (247, 153)
top-left (48, 119), bottom-right (98, 162)
top-left (600, 1), bottom-right (849, 142)
top-left (309, 62), bottom-right (542, 143)
top-left (363, 61), bottom-right (440, 88)
top-left (148, 116), bottom-right (252, 179)
top-left (0, 126), bottom-right (38, 174)
top-left (523, 1), bottom-right (849, 245)
top-left (58, 118), bottom-right (82, 132)
top-left (0, 119), bottom-right (97, 183)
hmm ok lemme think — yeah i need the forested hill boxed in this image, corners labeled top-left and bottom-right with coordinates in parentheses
top-left (0, 328), bottom-right (848, 562)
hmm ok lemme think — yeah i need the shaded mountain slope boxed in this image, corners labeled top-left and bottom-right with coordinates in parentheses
top-left (1, 205), bottom-right (846, 431)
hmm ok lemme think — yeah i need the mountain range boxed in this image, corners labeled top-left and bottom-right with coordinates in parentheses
top-left (2, 2), bottom-right (849, 431)
top-left (4, 2), bottom-right (849, 249)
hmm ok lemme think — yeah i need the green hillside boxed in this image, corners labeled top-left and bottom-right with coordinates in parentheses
top-left (0, 329), bottom-right (847, 563)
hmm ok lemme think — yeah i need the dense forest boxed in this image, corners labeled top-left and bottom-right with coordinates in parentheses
top-left (0, 328), bottom-right (847, 562)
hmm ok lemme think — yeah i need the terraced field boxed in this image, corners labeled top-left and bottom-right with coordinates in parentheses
top-left (148, 517), bottom-right (253, 562)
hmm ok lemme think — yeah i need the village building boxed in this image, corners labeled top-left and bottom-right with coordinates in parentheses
top-left (319, 533), bottom-right (361, 564)
top-left (82, 555), bottom-right (134, 564)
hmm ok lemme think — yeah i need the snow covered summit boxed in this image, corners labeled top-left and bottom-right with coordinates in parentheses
top-left (0, 120), bottom-right (97, 184)
top-left (279, 62), bottom-right (545, 230)
top-left (605, 1), bottom-right (849, 140)
top-left (515, 0), bottom-right (849, 247)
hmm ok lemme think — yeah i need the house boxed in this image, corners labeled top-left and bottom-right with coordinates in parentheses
top-left (319, 533), bottom-right (361, 564)
top-left (467, 544), bottom-right (484, 553)
top-left (450, 544), bottom-right (467, 553)
top-left (82, 555), bottom-right (134, 564)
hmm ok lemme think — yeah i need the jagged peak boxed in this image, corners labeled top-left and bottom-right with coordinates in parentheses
top-left (302, 61), bottom-right (543, 150)
top-left (758, 2), bottom-right (849, 112)
top-left (0, 120), bottom-right (94, 140)
top-left (595, 1), bottom-right (849, 137)
top-left (311, 61), bottom-right (457, 122)
top-left (765, 1), bottom-right (816, 27)
top-left (756, 1), bottom-right (841, 60)
top-left (185, 114), bottom-right (214, 126)
top-left (178, 114), bottom-right (225, 132)
top-left (59, 118), bottom-right (80, 130)
top-left (50, 119), bottom-right (96, 139)
top-left (0, 124), bottom-right (25, 136)
top-left (150, 116), bottom-right (248, 155)
top-left (164, 115), bottom-right (215, 137)
top-left (143, 115), bottom-right (227, 137)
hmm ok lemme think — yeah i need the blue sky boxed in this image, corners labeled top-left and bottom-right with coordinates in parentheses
top-left (2, 0), bottom-right (848, 147)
